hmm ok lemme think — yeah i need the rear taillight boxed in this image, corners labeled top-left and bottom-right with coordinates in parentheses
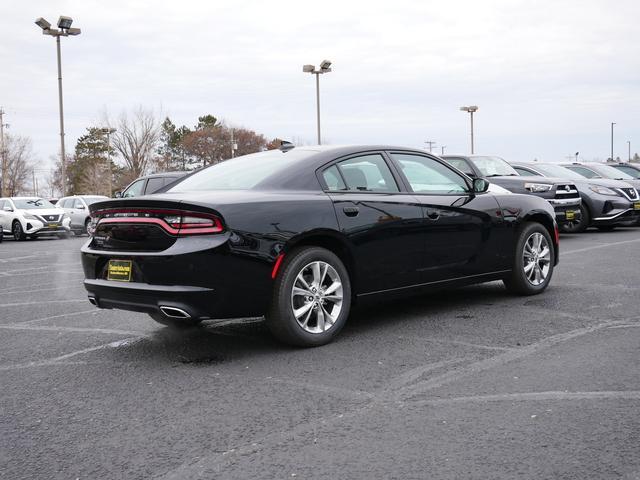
top-left (93, 208), bottom-right (224, 236)
top-left (554, 224), bottom-right (560, 244)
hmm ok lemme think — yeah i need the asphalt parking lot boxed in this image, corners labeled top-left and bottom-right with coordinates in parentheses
top-left (1, 230), bottom-right (640, 479)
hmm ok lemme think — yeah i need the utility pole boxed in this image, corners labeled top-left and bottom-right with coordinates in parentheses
top-left (424, 141), bottom-right (437, 153)
top-left (610, 122), bottom-right (615, 162)
top-left (0, 107), bottom-right (6, 197)
top-left (100, 127), bottom-right (116, 197)
top-left (627, 141), bottom-right (631, 162)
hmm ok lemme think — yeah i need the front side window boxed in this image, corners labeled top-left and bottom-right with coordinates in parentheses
top-left (123, 179), bottom-right (146, 198)
top-left (335, 154), bottom-right (399, 193)
top-left (513, 167), bottom-right (540, 176)
top-left (392, 154), bottom-right (468, 194)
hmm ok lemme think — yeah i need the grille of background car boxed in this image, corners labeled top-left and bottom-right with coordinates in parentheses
top-left (616, 188), bottom-right (639, 201)
top-left (554, 184), bottom-right (580, 199)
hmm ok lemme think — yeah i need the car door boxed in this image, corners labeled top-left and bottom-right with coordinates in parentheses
top-left (0, 200), bottom-right (7, 232)
top-left (71, 198), bottom-right (87, 227)
top-left (388, 152), bottom-right (507, 282)
top-left (320, 152), bottom-right (424, 294)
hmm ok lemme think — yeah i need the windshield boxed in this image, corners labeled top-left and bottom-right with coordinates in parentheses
top-left (532, 164), bottom-right (586, 180)
top-left (470, 156), bottom-right (519, 177)
top-left (12, 198), bottom-right (56, 209)
top-left (169, 149), bottom-right (316, 191)
top-left (593, 164), bottom-right (634, 180)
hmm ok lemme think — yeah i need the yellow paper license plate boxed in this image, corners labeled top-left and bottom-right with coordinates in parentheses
top-left (48, 223), bottom-right (57, 228)
top-left (565, 210), bottom-right (575, 220)
top-left (108, 260), bottom-right (132, 282)
top-left (634, 202), bottom-right (640, 211)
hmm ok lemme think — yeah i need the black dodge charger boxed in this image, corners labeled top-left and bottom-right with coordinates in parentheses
top-left (82, 145), bottom-right (559, 346)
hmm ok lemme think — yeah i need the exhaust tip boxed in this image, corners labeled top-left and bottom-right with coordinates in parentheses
top-left (88, 296), bottom-right (98, 306)
top-left (159, 306), bottom-right (191, 319)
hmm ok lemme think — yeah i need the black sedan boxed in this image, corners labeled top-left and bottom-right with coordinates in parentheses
top-left (82, 146), bottom-right (559, 347)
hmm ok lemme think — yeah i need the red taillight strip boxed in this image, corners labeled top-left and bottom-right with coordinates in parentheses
top-left (96, 210), bottom-right (223, 236)
top-left (271, 254), bottom-right (285, 279)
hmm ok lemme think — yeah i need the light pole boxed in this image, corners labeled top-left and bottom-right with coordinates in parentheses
top-left (610, 122), bottom-right (616, 162)
top-left (100, 127), bottom-right (116, 197)
top-left (303, 60), bottom-right (332, 145)
top-left (35, 16), bottom-right (81, 197)
top-left (0, 107), bottom-right (8, 197)
top-left (441, 145), bottom-right (446, 155)
top-left (627, 141), bottom-right (631, 162)
top-left (575, 151), bottom-right (579, 163)
top-left (460, 106), bottom-right (478, 154)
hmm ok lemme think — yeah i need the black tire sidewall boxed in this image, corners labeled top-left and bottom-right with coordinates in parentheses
top-left (13, 221), bottom-right (25, 241)
top-left (560, 203), bottom-right (589, 233)
top-left (506, 222), bottom-right (555, 295)
top-left (267, 247), bottom-right (351, 347)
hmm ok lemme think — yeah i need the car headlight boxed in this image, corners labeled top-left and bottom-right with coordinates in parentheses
top-left (524, 183), bottom-right (553, 193)
top-left (589, 185), bottom-right (619, 196)
top-left (23, 213), bottom-right (37, 220)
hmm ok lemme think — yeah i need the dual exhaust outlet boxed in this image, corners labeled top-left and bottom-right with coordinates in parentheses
top-left (87, 296), bottom-right (191, 319)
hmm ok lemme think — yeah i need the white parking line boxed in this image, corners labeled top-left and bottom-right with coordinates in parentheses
top-left (18, 309), bottom-right (99, 325)
top-left (0, 336), bottom-right (144, 372)
top-left (563, 237), bottom-right (640, 255)
top-left (0, 324), bottom-right (147, 336)
top-left (0, 299), bottom-right (87, 307)
top-left (408, 390), bottom-right (640, 406)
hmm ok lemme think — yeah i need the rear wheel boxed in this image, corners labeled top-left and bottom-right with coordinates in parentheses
top-left (503, 222), bottom-right (555, 295)
top-left (149, 312), bottom-right (202, 329)
top-left (267, 247), bottom-right (351, 347)
top-left (559, 204), bottom-right (589, 233)
top-left (12, 221), bottom-right (26, 241)
top-left (84, 218), bottom-right (91, 235)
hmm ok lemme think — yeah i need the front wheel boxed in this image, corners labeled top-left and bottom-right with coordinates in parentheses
top-left (12, 221), bottom-right (26, 241)
top-left (267, 247), bottom-right (352, 347)
top-left (559, 204), bottom-right (589, 233)
top-left (503, 222), bottom-right (555, 295)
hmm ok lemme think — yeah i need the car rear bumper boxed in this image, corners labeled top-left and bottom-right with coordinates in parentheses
top-left (84, 279), bottom-right (216, 319)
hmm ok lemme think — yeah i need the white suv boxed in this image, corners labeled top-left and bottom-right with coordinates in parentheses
top-left (0, 197), bottom-right (71, 240)
top-left (56, 195), bottom-right (108, 235)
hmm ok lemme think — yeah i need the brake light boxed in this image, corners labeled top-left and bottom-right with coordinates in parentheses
top-left (554, 224), bottom-right (560, 244)
top-left (93, 208), bottom-right (224, 236)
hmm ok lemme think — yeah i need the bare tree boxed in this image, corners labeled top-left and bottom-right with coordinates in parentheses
top-left (110, 107), bottom-right (160, 178)
top-left (1, 134), bottom-right (34, 196)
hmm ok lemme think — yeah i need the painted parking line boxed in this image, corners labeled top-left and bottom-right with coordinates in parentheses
top-left (563, 237), bottom-right (640, 255)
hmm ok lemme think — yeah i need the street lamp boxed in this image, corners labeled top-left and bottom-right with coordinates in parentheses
top-left (460, 106), bottom-right (478, 154)
top-left (100, 127), bottom-right (116, 196)
top-left (35, 15), bottom-right (81, 197)
top-left (303, 60), bottom-right (332, 145)
top-left (627, 140), bottom-right (631, 162)
top-left (575, 151), bottom-right (579, 163)
top-left (610, 122), bottom-right (616, 162)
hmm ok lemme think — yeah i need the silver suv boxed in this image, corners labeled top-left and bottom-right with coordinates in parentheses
top-left (57, 195), bottom-right (109, 235)
top-left (0, 197), bottom-right (71, 240)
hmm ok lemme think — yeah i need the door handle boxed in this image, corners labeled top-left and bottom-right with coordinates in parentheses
top-left (426, 209), bottom-right (440, 221)
top-left (343, 206), bottom-right (359, 217)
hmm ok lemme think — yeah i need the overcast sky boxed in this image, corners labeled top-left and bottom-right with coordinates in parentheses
top-left (1, 0), bottom-right (639, 177)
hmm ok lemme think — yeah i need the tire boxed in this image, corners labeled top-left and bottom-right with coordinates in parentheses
top-left (266, 246), bottom-right (352, 347)
top-left (559, 204), bottom-right (590, 233)
top-left (84, 218), bottom-right (91, 235)
top-left (149, 312), bottom-right (202, 329)
top-left (503, 222), bottom-right (555, 295)
top-left (12, 221), bottom-right (26, 241)
top-left (596, 226), bottom-right (616, 232)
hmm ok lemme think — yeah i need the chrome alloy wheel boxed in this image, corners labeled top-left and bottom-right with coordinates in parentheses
top-left (523, 232), bottom-right (551, 286)
top-left (290, 261), bottom-right (343, 334)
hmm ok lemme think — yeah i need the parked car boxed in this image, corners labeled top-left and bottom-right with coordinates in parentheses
top-left (511, 163), bottom-right (640, 232)
top-left (0, 197), bottom-right (71, 240)
top-left (82, 145), bottom-right (558, 347)
top-left (57, 195), bottom-right (109, 235)
top-left (609, 163), bottom-right (640, 179)
top-left (441, 155), bottom-right (582, 228)
top-left (115, 171), bottom-right (188, 198)
top-left (561, 162), bottom-right (640, 193)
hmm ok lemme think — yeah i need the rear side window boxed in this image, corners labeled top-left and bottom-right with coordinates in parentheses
top-left (334, 154), bottom-right (399, 192)
top-left (322, 165), bottom-right (347, 191)
top-left (123, 179), bottom-right (146, 197)
top-left (145, 177), bottom-right (166, 194)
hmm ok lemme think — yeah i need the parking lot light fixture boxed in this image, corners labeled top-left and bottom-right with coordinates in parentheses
top-left (303, 60), bottom-right (332, 145)
top-left (34, 15), bottom-right (81, 197)
top-left (460, 105), bottom-right (478, 154)
top-left (610, 122), bottom-right (616, 162)
top-left (100, 127), bottom-right (117, 197)
top-left (627, 141), bottom-right (631, 162)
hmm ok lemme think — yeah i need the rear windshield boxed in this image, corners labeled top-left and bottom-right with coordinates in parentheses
top-left (13, 198), bottom-right (56, 209)
top-left (470, 156), bottom-right (519, 177)
top-left (169, 149), bottom-right (316, 191)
